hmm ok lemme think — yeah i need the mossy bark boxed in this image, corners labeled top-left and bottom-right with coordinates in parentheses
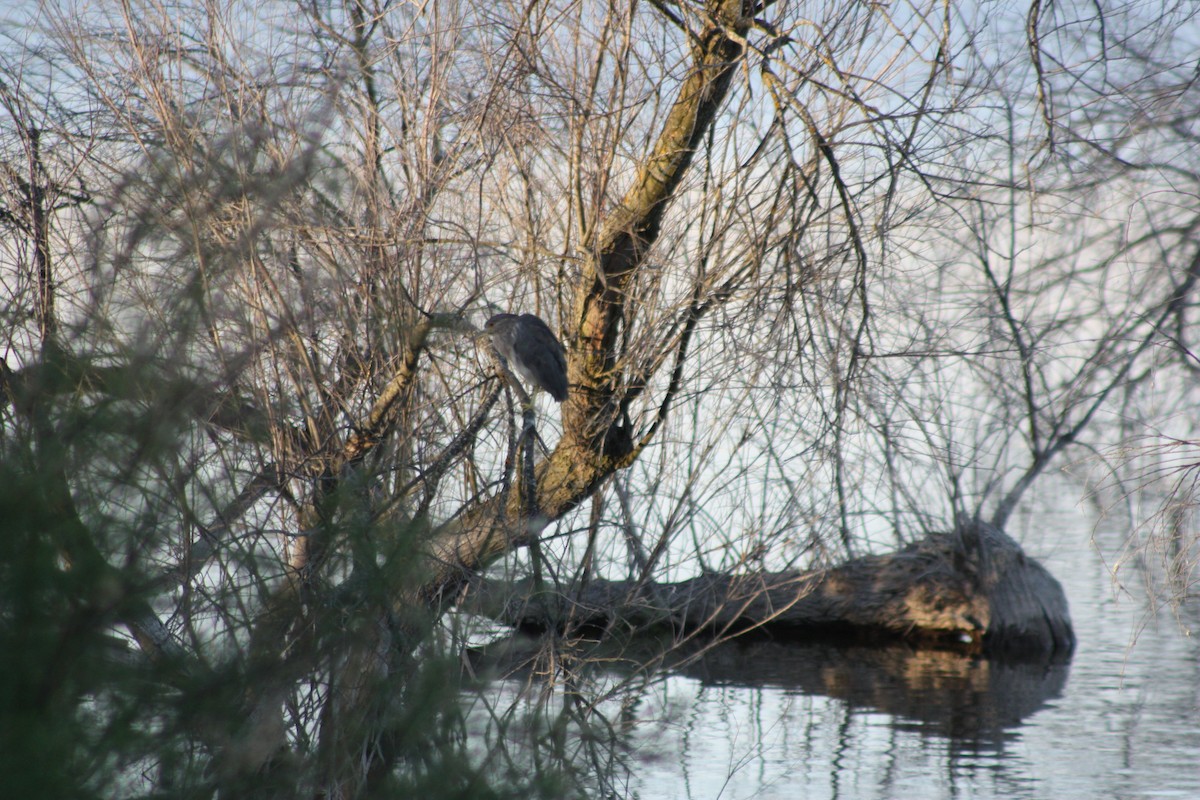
top-left (462, 522), bottom-right (1075, 658)
top-left (420, 1), bottom-right (754, 600)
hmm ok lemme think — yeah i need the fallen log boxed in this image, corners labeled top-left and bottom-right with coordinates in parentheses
top-left (460, 521), bottom-right (1075, 657)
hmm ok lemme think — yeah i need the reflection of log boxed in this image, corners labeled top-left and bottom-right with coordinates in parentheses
top-left (670, 639), bottom-right (1069, 750)
top-left (462, 521), bottom-right (1074, 657)
top-left (467, 633), bottom-right (1068, 752)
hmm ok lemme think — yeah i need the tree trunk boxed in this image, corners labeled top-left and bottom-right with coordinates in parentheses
top-left (462, 521), bottom-right (1075, 657)
top-left (417, 0), bottom-right (754, 600)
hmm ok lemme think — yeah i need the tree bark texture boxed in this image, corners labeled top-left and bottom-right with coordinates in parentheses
top-left (463, 521), bottom-right (1076, 657)
top-left (420, 0), bottom-right (754, 598)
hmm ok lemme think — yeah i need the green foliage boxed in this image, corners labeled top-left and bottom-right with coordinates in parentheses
top-left (0, 348), bottom-right (588, 798)
top-left (0, 447), bottom-right (140, 799)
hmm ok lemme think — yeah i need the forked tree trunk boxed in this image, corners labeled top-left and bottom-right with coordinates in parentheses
top-left (418, 0), bottom-right (754, 602)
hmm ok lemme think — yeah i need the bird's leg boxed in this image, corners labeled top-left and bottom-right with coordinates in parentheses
top-left (516, 407), bottom-right (547, 595)
top-left (489, 346), bottom-right (545, 450)
top-left (518, 406), bottom-right (538, 518)
top-left (497, 385), bottom-right (519, 525)
top-left (488, 349), bottom-right (532, 408)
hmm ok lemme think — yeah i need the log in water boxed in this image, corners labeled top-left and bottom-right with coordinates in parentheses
top-left (463, 521), bottom-right (1074, 657)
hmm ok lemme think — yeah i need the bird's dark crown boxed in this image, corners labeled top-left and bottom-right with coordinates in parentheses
top-left (484, 313), bottom-right (518, 330)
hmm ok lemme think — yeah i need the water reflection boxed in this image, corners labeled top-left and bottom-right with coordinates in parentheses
top-left (608, 639), bottom-right (1071, 800)
top-left (621, 499), bottom-right (1200, 800)
top-left (668, 639), bottom-right (1069, 753)
top-left (468, 492), bottom-right (1200, 799)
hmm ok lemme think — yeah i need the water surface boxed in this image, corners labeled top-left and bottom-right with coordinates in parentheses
top-left (625, 499), bottom-right (1200, 799)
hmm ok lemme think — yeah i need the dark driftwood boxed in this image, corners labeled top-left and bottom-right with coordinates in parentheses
top-left (461, 521), bottom-right (1075, 657)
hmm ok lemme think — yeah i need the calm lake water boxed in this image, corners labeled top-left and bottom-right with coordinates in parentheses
top-left (622, 490), bottom-right (1200, 799)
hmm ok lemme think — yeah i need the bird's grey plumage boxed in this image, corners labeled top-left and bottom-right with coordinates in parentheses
top-left (485, 313), bottom-right (568, 402)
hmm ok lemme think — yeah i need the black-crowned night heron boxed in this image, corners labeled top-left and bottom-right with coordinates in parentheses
top-left (484, 313), bottom-right (568, 402)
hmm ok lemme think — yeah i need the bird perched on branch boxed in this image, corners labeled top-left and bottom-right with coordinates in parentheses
top-left (484, 313), bottom-right (568, 402)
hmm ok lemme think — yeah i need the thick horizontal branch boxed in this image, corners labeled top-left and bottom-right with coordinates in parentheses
top-left (462, 522), bottom-right (1075, 657)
